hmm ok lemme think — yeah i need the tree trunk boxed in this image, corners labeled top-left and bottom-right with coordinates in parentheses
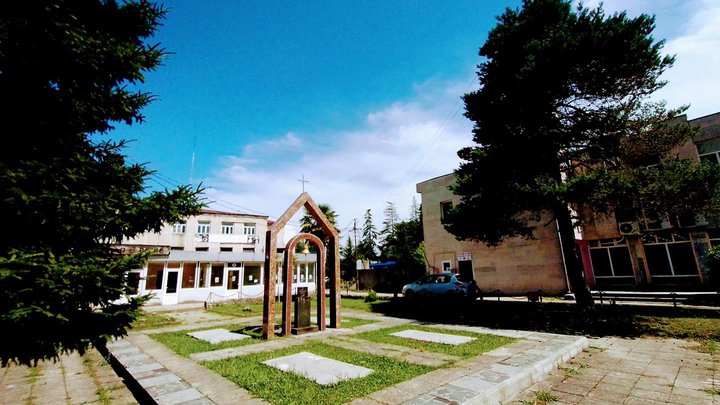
top-left (554, 204), bottom-right (594, 308)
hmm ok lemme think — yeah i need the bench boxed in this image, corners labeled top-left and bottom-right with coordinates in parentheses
top-left (592, 291), bottom-right (720, 307)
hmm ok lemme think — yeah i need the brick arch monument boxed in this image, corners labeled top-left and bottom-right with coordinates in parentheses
top-left (262, 192), bottom-right (341, 339)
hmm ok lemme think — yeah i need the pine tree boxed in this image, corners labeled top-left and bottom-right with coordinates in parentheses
top-left (359, 209), bottom-right (379, 260)
top-left (0, 0), bottom-right (203, 365)
top-left (444, 0), bottom-right (720, 307)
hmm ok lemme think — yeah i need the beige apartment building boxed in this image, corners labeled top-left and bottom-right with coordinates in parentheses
top-left (416, 175), bottom-right (570, 296)
top-left (119, 210), bottom-right (317, 305)
top-left (416, 112), bottom-right (720, 295)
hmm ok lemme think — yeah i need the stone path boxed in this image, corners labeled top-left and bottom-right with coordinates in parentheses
top-left (513, 336), bottom-right (720, 404)
top-left (0, 349), bottom-right (136, 405)
top-left (107, 310), bottom-right (588, 404)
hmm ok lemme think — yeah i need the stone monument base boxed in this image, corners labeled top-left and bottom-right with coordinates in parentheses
top-left (291, 325), bottom-right (318, 335)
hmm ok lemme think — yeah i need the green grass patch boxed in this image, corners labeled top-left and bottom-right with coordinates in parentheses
top-left (151, 324), bottom-right (265, 356)
top-left (207, 299), bottom-right (272, 317)
top-left (202, 340), bottom-right (434, 405)
top-left (130, 312), bottom-right (180, 331)
top-left (353, 324), bottom-right (515, 359)
top-left (340, 297), bottom-right (375, 312)
top-left (333, 317), bottom-right (375, 329)
top-left (696, 340), bottom-right (720, 356)
top-left (704, 387), bottom-right (720, 396)
top-left (635, 316), bottom-right (720, 341)
top-left (519, 390), bottom-right (558, 404)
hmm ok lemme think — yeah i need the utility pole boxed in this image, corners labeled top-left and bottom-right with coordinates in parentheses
top-left (353, 219), bottom-right (359, 290)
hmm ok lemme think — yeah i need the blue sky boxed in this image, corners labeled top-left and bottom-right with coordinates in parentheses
top-left (111, 0), bottom-right (720, 235)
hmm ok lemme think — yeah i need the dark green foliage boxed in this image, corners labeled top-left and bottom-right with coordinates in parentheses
top-left (340, 236), bottom-right (356, 281)
top-left (445, 0), bottom-right (720, 306)
top-left (358, 209), bottom-right (379, 260)
top-left (0, 0), bottom-right (203, 365)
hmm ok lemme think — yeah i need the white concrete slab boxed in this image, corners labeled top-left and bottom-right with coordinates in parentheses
top-left (187, 329), bottom-right (250, 344)
top-left (391, 329), bottom-right (476, 345)
top-left (262, 352), bottom-right (373, 385)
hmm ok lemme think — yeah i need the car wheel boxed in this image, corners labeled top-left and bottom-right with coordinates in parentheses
top-left (404, 290), bottom-right (415, 299)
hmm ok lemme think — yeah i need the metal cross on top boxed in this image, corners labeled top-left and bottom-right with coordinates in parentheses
top-left (297, 175), bottom-right (309, 192)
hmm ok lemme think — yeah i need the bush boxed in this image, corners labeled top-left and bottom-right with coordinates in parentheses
top-left (365, 289), bottom-right (379, 302)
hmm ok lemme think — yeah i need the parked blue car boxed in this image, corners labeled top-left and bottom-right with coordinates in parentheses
top-left (402, 272), bottom-right (478, 299)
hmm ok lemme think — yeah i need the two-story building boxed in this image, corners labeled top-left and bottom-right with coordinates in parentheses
top-left (416, 112), bottom-right (720, 294)
top-left (120, 210), bottom-right (318, 305)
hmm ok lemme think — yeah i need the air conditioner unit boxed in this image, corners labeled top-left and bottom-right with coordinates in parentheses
top-left (618, 221), bottom-right (640, 235)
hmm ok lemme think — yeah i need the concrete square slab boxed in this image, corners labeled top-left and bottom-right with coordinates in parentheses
top-left (262, 352), bottom-right (373, 385)
top-left (187, 329), bottom-right (250, 344)
top-left (391, 329), bottom-right (476, 345)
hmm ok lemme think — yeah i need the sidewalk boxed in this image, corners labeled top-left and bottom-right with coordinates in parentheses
top-left (0, 349), bottom-right (136, 405)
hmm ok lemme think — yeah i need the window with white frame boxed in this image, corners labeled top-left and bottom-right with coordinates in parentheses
top-left (698, 139), bottom-right (720, 164)
top-left (221, 222), bottom-right (234, 234)
top-left (172, 223), bottom-right (186, 233)
top-left (243, 223), bottom-right (256, 235)
top-left (197, 221), bottom-right (210, 235)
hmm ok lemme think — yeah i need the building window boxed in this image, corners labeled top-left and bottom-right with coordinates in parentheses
top-left (197, 221), bottom-right (210, 235)
top-left (700, 152), bottom-right (720, 164)
top-left (220, 246), bottom-right (233, 252)
top-left (195, 247), bottom-right (209, 252)
top-left (145, 263), bottom-right (164, 290)
top-left (172, 223), bottom-right (186, 233)
top-left (221, 222), bottom-right (234, 234)
top-left (440, 201), bottom-right (453, 223)
top-left (210, 264), bottom-right (224, 287)
top-left (243, 265), bottom-right (261, 285)
top-left (442, 261), bottom-right (452, 272)
top-left (182, 263), bottom-right (196, 289)
top-left (198, 263), bottom-right (210, 287)
top-left (243, 223), bottom-right (256, 235)
top-left (698, 139), bottom-right (720, 164)
top-left (127, 271), bottom-right (141, 294)
top-left (243, 247), bottom-right (255, 253)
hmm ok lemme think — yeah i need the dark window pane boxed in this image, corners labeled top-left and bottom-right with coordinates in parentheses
top-left (127, 272), bottom-right (140, 294)
top-left (243, 265), bottom-right (261, 285)
top-left (590, 249), bottom-right (612, 277)
top-left (182, 263), bottom-right (196, 288)
top-left (609, 247), bottom-right (634, 276)
top-left (668, 243), bottom-right (699, 275)
top-left (645, 245), bottom-right (672, 276)
top-left (145, 263), bottom-right (164, 290)
top-left (210, 264), bottom-right (224, 287)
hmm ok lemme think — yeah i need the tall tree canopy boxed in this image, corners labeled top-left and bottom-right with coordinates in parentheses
top-left (359, 209), bottom-right (379, 261)
top-left (0, 0), bottom-right (203, 365)
top-left (445, 0), bottom-right (720, 306)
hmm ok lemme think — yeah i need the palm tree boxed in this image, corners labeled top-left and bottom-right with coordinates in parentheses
top-left (299, 203), bottom-right (338, 252)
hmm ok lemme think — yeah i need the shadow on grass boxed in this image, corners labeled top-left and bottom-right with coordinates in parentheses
top-left (360, 298), bottom-right (720, 341)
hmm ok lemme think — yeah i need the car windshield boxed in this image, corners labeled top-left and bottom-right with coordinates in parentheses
top-left (455, 274), bottom-right (471, 282)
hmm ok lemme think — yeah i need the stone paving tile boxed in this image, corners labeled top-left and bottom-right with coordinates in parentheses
top-left (511, 336), bottom-right (719, 405)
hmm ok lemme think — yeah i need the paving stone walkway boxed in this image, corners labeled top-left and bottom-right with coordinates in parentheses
top-left (513, 336), bottom-right (720, 404)
top-left (107, 310), bottom-right (588, 404)
top-left (0, 349), bottom-right (136, 405)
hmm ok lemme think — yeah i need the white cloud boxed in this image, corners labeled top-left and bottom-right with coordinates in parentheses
top-left (204, 78), bottom-right (475, 234)
top-left (203, 0), bottom-right (719, 236)
top-left (579, 0), bottom-right (720, 119)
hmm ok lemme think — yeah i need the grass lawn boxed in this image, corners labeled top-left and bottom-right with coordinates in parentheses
top-left (366, 299), bottom-right (720, 355)
top-left (207, 296), bottom-right (381, 319)
top-left (151, 324), bottom-right (267, 356)
top-left (207, 299), bottom-right (269, 317)
top-left (353, 324), bottom-right (515, 358)
top-left (130, 312), bottom-right (180, 331)
top-left (202, 340), bottom-right (434, 405)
